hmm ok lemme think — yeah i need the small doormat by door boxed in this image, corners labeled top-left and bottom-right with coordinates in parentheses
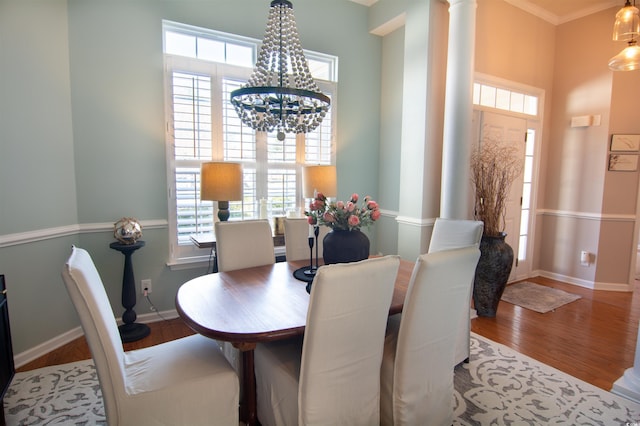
top-left (501, 281), bottom-right (581, 313)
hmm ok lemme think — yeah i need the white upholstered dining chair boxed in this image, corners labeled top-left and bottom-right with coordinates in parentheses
top-left (214, 219), bottom-right (275, 272)
top-left (214, 219), bottom-right (276, 400)
top-left (61, 246), bottom-right (239, 426)
top-left (254, 255), bottom-right (401, 426)
top-left (429, 218), bottom-right (483, 365)
top-left (283, 217), bottom-right (330, 262)
top-left (380, 246), bottom-right (481, 426)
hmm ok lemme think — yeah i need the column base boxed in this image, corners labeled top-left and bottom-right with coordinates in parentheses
top-left (611, 367), bottom-right (640, 404)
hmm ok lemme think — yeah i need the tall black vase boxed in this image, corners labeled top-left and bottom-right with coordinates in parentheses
top-left (473, 233), bottom-right (513, 317)
top-left (322, 229), bottom-right (370, 265)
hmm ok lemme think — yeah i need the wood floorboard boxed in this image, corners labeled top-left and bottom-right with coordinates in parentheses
top-left (16, 276), bottom-right (640, 392)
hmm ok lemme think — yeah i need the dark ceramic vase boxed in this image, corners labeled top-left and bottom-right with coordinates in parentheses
top-left (322, 229), bottom-right (370, 265)
top-left (473, 233), bottom-right (514, 317)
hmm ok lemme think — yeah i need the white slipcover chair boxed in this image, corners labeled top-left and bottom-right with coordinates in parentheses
top-left (61, 246), bottom-right (239, 426)
top-left (214, 219), bottom-right (276, 400)
top-left (214, 219), bottom-right (275, 272)
top-left (380, 246), bottom-right (481, 426)
top-left (254, 255), bottom-right (401, 426)
top-left (428, 218), bottom-right (483, 365)
top-left (283, 217), bottom-right (330, 262)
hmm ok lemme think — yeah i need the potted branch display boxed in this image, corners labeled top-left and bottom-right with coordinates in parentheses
top-left (470, 139), bottom-right (523, 317)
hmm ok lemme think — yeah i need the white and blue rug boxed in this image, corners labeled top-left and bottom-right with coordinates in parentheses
top-left (4, 333), bottom-right (640, 425)
top-left (456, 334), bottom-right (640, 425)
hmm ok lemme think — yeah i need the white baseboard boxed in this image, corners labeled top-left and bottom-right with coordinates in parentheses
top-left (533, 269), bottom-right (634, 292)
top-left (14, 309), bottom-right (179, 369)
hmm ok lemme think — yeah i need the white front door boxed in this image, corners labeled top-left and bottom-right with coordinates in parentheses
top-left (475, 111), bottom-right (527, 282)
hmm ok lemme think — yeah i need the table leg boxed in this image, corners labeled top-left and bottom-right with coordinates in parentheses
top-left (241, 349), bottom-right (257, 425)
top-left (233, 342), bottom-right (257, 426)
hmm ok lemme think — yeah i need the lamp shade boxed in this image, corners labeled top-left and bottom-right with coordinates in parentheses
top-left (200, 162), bottom-right (243, 201)
top-left (302, 165), bottom-right (337, 198)
top-left (613, 1), bottom-right (640, 41)
top-left (609, 40), bottom-right (640, 71)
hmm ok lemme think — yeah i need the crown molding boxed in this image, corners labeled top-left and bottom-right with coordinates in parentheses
top-left (505, 0), bottom-right (619, 25)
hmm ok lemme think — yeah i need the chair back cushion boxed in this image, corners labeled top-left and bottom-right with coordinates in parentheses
top-left (62, 246), bottom-right (125, 423)
top-left (283, 218), bottom-right (329, 261)
top-left (428, 218), bottom-right (483, 253)
top-left (427, 217), bottom-right (483, 366)
top-left (299, 255), bottom-right (400, 425)
top-left (215, 220), bottom-right (275, 272)
top-left (388, 246), bottom-right (480, 425)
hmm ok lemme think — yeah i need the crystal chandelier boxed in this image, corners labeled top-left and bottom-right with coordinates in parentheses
top-left (230, 0), bottom-right (331, 140)
top-left (609, 0), bottom-right (640, 71)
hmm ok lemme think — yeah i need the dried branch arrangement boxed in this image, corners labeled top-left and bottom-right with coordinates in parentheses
top-left (470, 140), bottom-right (523, 237)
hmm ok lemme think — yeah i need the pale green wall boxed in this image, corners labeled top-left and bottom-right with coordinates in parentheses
top-left (0, 0), bottom-right (77, 233)
top-left (376, 26), bottom-right (404, 256)
top-left (0, 0), bottom-right (382, 357)
top-left (0, 0), bottom-right (81, 356)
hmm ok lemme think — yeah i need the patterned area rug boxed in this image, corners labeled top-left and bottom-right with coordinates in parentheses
top-left (4, 359), bottom-right (105, 425)
top-left (501, 281), bottom-right (582, 313)
top-left (4, 333), bottom-right (640, 425)
top-left (456, 334), bottom-right (640, 425)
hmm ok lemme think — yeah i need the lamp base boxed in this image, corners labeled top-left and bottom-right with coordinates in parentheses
top-left (217, 200), bottom-right (230, 221)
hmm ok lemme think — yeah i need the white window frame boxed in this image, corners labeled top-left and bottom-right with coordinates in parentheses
top-left (163, 21), bottom-right (337, 265)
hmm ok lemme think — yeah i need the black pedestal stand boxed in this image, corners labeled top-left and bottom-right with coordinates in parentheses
top-left (109, 240), bottom-right (150, 343)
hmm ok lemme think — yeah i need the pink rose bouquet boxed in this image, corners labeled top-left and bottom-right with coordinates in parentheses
top-left (305, 192), bottom-right (381, 231)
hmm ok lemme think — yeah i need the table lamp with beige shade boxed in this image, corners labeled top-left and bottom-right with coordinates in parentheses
top-left (302, 165), bottom-right (337, 200)
top-left (200, 162), bottom-right (243, 222)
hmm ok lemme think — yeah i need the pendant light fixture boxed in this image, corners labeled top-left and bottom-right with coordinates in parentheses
top-left (609, 0), bottom-right (640, 71)
top-left (230, 0), bottom-right (331, 140)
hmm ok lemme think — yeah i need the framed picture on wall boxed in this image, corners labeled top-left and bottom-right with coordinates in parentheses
top-left (608, 154), bottom-right (639, 171)
top-left (610, 134), bottom-right (640, 152)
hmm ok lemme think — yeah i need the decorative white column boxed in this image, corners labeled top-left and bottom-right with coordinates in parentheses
top-left (612, 321), bottom-right (640, 403)
top-left (441, 0), bottom-right (477, 219)
top-left (395, 1), bottom-right (444, 260)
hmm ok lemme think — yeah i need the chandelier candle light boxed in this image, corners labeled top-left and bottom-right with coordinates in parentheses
top-left (230, 0), bottom-right (331, 141)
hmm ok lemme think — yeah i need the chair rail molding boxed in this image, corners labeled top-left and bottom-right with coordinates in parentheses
top-left (395, 215), bottom-right (436, 227)
top-left (0, 220), bottom-right (168, 248)
top-left (536, 209), bottom-right (636, 222)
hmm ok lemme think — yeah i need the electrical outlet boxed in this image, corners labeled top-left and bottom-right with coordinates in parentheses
top-left (141, 279), bottom-right (152, 294)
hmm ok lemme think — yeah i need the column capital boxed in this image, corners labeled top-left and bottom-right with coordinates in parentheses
top-left (447, 0), bottom-right (477, 6)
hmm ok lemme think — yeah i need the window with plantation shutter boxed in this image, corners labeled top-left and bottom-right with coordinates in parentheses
top-left (163, 21), bottom-right (337, 264)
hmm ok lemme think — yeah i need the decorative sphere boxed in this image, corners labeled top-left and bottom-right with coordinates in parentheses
top-left (113, 217), bottom-right (142, 244)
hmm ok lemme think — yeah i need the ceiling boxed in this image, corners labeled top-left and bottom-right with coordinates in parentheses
top-left (351, 0), bottom-right (622, 25)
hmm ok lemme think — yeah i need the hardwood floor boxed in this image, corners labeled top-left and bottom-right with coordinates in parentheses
top-left (17, 276), bottom-right (640, 392)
